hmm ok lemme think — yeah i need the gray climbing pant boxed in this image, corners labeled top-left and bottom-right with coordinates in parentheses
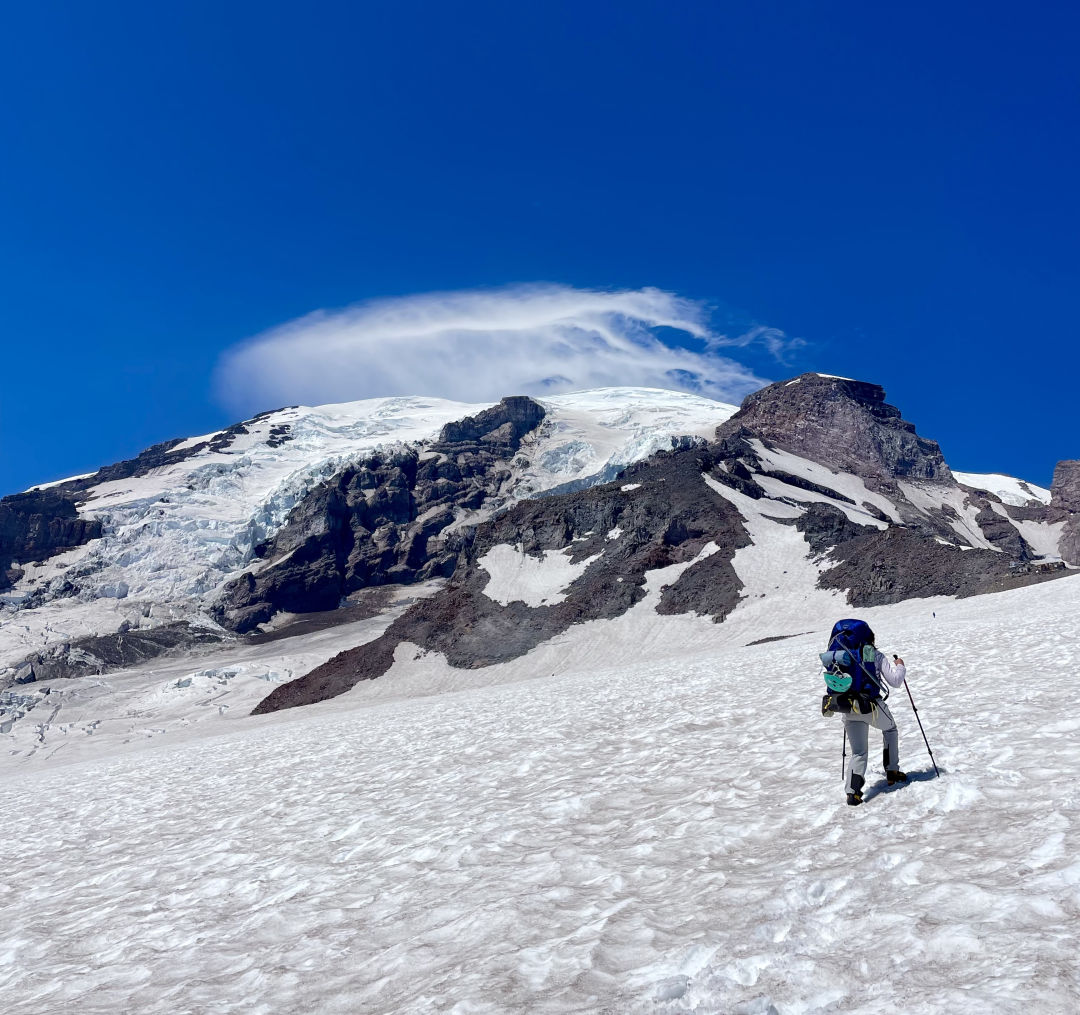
top-left (844, 701), bottom-right (899, 794)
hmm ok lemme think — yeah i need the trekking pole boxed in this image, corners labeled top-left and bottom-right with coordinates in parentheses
top-left (903, 679), bottom-right (940, 778)
top-left (841, 726), bottom-right (847, 781)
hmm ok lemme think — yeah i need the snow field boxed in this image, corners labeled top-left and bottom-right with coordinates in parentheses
top-left (0, 587), bottom-right (442, 769)
top-left (478, 545), bottom-right (604, 607)
top-left (952, 471), bottom-right (1052, 507)
top-left (0, 575), bottom-right (1077, 1013)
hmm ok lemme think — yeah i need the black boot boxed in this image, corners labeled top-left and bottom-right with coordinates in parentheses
top-left (886, 770), bottom-right (908, 785)
top-left (847, 773), bottom-right (864, 805)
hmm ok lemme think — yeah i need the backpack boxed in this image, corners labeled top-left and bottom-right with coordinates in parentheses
top-left (820, 618), bottom-right (885, 716)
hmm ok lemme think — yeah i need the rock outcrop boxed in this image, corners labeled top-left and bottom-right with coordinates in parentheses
top-left (0, 490), bottom-right (103, 590)
top-left (214, 397), bottom-right (547, 633)
top-left (253, 443), bottom-right (750, 713)
top-left (1050, 460), bottom-right (1080, 564)
top-left (14, 623), bottom-right (222, 683)
top-left (816, 527), bottom-right (1059, 606)
top-left (716, 373), bottom-right (950, 485)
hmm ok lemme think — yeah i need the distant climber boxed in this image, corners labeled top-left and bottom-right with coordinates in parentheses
top-left (819, 619), bottom-right (908, 805)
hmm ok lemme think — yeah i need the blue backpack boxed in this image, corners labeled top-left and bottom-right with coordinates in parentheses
top-left (820, 619), bottom-right (886, 704)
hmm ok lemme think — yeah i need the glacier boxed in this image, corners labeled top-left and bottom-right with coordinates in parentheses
top-left (1, 388), bottom-right (738, 670)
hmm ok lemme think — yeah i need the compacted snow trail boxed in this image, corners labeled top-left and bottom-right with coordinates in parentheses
top-left (0, 577), bottom-right (1078, 1014)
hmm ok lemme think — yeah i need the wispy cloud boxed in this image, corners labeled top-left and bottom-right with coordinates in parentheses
top-left (215, 284), bottom-right (798, 413)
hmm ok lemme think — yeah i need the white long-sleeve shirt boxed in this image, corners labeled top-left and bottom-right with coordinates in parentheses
top-left (875, 650), bottom-right (907, 688)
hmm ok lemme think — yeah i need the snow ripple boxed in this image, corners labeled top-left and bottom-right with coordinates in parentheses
top-left (0, 574), bottom-right (1076, 1013)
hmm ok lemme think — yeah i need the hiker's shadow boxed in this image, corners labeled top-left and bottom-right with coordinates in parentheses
top-left (862, 767), bottom-right (942, 803)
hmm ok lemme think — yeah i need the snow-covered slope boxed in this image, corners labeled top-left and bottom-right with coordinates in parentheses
top-left (1, 562), bottom-right (1077, 1013)
top-left (1, 389), bottom-right (737, 670)
top-left (953, 471), bottom-right (1052, 506)
top-left (2, 375), bottom-right (1077, 1012)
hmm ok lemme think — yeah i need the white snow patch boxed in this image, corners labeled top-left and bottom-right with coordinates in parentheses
top-left (953, 471), bottom-right (1052, 507)
top-left (987, 502), bottom-right (1064, 561)
top-left (606, 527), bottom-right (623, 541)
top-left (899, 481), bottom-right (997, 551)
top-left (748, 439), bottom-right (901, 524)
top-left (621, 483), bottom-right (642, 492)
top-left (24, 472), bottom-right (95, 492)
top-left (754, 474), bottom-right (889, 530)
top-left (704, 473), bottom-right (849, 640)
top-left (479, 544), bottom-right (602, 607)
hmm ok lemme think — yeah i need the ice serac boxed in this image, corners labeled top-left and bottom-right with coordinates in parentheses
top-left (716, 373), bottom-right (950, 485)
top-left (1049, 459), bottom-right (1080, 564)
top-left (214, 397), bottom-right (548, 633)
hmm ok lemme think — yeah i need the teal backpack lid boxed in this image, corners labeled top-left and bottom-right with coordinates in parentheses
top-left (824, 671), bottom-right (853, 692)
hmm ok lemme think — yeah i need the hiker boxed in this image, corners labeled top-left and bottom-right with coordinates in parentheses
top-left (820, 619), bottom-right (908, 806)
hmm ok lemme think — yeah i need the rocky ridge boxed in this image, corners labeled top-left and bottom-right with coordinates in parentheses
top-left (3, 377), bottom-right (1073, 697)
top-left (2, 390), bottom-right (734, 683)
top-left (254, 374), bottom-right (1073, 714)
top-left (718, 374), bottom-right (951, 483)
top-left (254, 441), bottom-right (750, 713)
top-left (213, 397), bottom-right (547, 632)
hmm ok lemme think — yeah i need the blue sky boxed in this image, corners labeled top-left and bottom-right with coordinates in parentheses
top-left (3, 1), bottom-right (1078, 494)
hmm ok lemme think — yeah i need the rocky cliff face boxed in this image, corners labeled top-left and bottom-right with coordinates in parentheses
top-left (1050, 460), bottom-right (1080, 564)
top-left (714, 374), bottom-right (1054, 558)
top-left (214, 397), bottom-right (547, 633)
top-left (716, 373), bottom-right (951, 484)
top-left (0, 490), bottom-right (103, 590)
top-left (253, 441), bottom-right (750, 714)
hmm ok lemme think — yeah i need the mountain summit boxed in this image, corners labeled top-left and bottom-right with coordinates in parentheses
top-left (716, 372), bottom-right (950, 483)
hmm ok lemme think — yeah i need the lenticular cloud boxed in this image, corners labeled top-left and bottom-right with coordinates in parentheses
top-left (215, 284), bottom-right (775, 413)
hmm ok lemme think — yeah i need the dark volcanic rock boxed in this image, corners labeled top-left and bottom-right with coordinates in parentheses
top-left (716, 373), bottom-right (950, 484)
top-left (437, 396), bottom-right (545, 449)
top-left (12, 623), bottom-right (222, 682)
top-left (972, 501), bottom-right (1035, 560)
top-left (817, 527), bottom-right (1048, 606)
top-left (1050, 460), bottom-right (1080, 564)
top-left (253, 444), bottom-right (750, 714)
top-left (794, 503), bottom-right (875, 555)
top-left (216, 397), bottom-right (548, 633)
top-left (0, 490), bottom-right (103, 591)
